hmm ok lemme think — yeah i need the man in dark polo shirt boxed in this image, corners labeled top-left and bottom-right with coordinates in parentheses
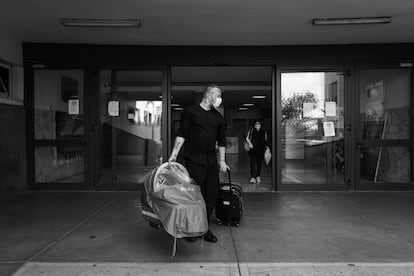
top-left (168, 84), bottom-right (230, 243)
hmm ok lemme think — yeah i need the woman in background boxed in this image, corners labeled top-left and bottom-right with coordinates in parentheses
top-left (246, 121), bottom-right (267, 184)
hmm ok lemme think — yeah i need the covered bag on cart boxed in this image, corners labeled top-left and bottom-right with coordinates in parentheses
top-left (143, 162), bottom-right (208, 238)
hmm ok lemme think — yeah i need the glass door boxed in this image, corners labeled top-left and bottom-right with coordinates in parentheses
top-left (356, 64), bottom-right (413, 190)
top-left (95, 69), bottom-right (165, 190)
top-left (31, 68), bottom-right (88, 189)
top-left (279, 70), bottom-right (348, 189)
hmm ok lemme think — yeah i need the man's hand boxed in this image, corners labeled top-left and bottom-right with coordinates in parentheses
top-left (219, 160), bottom-right (230, 172)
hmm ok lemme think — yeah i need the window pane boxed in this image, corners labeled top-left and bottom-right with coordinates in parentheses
top-left (98, 70), bottom-right (163, 185)
top-left (359, 69), bottom-right (410, 140)
top-left (360, 146), bottom-right (411, 183)
top-left (34, 70), bottom-right (84, 139)
top-left (281, 72), bottom-right (345, 184)
top-left (35, 146), bottom-right (84, 183)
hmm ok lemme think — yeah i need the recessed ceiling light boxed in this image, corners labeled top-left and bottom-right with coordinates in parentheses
top-left (243, 103), bottom-right (254, 106)
top-left (313, 16), bottom-right (391, 26)
top-left (61, 18), bottom-right (141, 27)
top-left (238, 107), bottom-right (248, 110)
top-left (252, 95), bottom-right (266, 99)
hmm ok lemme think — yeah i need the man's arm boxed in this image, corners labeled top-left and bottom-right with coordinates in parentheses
top-left (218, 146), bottom-right (230, 172)
top-left (168, 136), bottom-right (185, 163)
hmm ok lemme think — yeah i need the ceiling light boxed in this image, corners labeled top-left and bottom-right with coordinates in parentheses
top-left (171, 103), bottom-right (180, 107)
top-left (243, 103), bottom-right (254, 106)
top-left (174, 107), bottom-right (183, 111)
top-left (312, 17), bottom-right (391, 26)
top-left (61, 18), bottom-right (141, 27)
top-left (252, 95), bottom-right (266, 99)
top-left (238, 107), bottom-right (248, 111)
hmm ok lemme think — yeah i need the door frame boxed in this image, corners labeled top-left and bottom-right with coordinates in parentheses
top-left (276, 64), bottom-right (352, 191)
top-left (169, 65), bottom-right (276, 190)
top-left (353, 60), bottom-right (414, 190)
top-left (26, 61), bottom-right (92, 190)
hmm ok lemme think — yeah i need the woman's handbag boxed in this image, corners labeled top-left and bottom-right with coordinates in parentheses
top-left (243, 129), bottom-right (253, 151)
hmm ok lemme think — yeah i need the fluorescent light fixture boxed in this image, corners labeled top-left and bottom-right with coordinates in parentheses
top-left (171, 103), bottom-right (180, 107)
top-left (174, 107), bottom-right (184, 111)
top-left (238, 107), bottom-right (248, 111)
top-left (313, 17), bottom-right (391, 26)
top-left (252, 95), bottom-right (266, 99)
top-left (243, 103), bottom-right (254, 106)
top-left (61, 18), bottom-right (141, 27)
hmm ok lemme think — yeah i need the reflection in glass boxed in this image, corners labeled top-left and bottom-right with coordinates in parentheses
top-left (99, 70), bottom-right (163, 185)
top-left (360, 69), bottom-right (410, 140)
top-left (360, 147), bottom-right (410, 183)
top-left (34, 70), bottom-right (84, 139)
top-left (281, 72), bottom-right (345, 184)
top-left (35, 146), bottom-right (84, 183)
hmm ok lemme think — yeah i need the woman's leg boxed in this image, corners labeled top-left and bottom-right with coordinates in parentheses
top-left (256, 157), bottom-right (263, 177)
top-left (250, 156), bottom-right (256, 178)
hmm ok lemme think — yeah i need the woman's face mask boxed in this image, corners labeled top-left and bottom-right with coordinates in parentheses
top-left (255, 123), bottom-right (261, 131)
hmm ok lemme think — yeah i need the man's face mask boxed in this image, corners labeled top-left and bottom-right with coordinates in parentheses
top-left (213, 96), bottom-right (222, 108)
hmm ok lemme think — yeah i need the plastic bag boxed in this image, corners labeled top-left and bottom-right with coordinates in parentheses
top-left (264, 147), bottom-right (272, 165)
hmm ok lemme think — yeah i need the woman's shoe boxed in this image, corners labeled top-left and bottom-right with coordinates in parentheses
top-left (249, 177), bottom-right (256, 184)
top-left (256, 177), bottom-right (261, 183)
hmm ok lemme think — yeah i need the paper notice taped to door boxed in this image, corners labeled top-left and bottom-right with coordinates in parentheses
top-left (68, 99), bottom-right (79, 115)
top-left (108, 100), bottom-right (119, 117)
top-left (323, 121), bottom-right (336, 137)
top-left (325, 102), bottom-right (336, 117)
top-left (303, 102), bottom-right (314, 118)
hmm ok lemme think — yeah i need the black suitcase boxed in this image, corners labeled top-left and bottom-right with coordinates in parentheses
top-left (215, 170), bottom-right (243, 227)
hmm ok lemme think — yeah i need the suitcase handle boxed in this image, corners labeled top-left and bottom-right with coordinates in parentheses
top-left (227, 169), bottom-right (231, 184)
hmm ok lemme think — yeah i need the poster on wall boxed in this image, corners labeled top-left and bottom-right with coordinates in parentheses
top-left (365, 81), bottom-right (385, 140)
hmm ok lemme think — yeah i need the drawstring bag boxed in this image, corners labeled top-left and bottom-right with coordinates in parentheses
top-left (264, 147), bottom-right (272, 165)
top-left (264, 131), bottom-right (272, 165)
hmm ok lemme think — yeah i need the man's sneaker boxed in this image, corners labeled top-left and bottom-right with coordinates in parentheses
top-left (256, 176), bottom-right (261, 183)
top-left (203, 230), bottom-right (218, 243)
top-left (249, 177), bottom-right (256, 184)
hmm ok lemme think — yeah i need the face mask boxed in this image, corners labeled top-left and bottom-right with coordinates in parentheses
top-left (213, 97), bottom-right (222, 108)
top-left (255, 124), bottom-right (261, 131)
